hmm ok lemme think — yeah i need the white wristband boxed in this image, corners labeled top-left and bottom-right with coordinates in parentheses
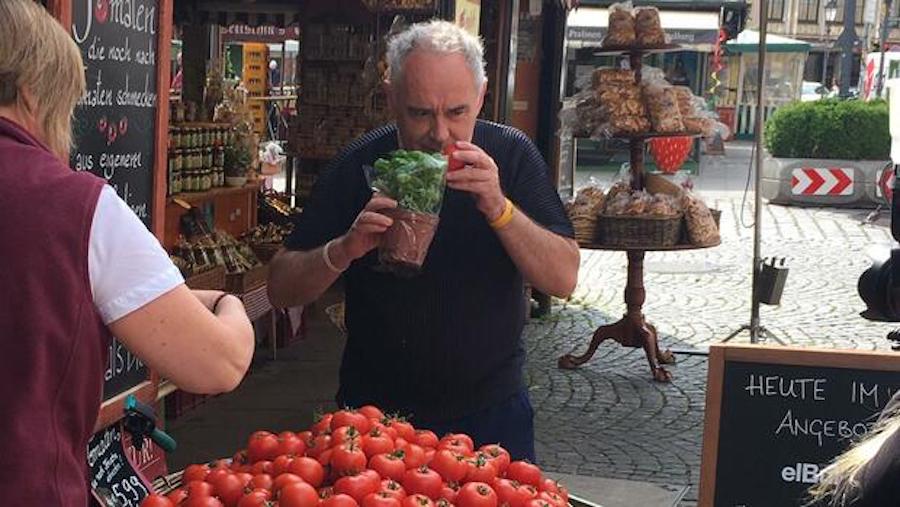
top-left (322, 239), bottom-right (345, 273)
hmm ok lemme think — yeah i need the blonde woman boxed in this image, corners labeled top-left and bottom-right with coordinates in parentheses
top-left (810, 395), bottom-right (900, 506)
top-left (0, 1), bottom-right (255, 505)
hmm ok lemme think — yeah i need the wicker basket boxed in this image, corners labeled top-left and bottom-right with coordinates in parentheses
top-left (184, 266), bottom-right (227, 291)
top-left (226, 264), bottom-right (269, 294)
top-left (598, 213), bottom-right (684, 247)
top-left (569, 212), bottom-right (600, 244)
top-left (251, 242), bottom-right (282, 263)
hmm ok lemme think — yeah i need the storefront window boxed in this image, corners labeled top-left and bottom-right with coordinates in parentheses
top-left (768, 0), bottom-right (786, 21)
top-left (740, 52), bottom-right (806, 105)
top-left (798, 0), bottom-right (820, 23)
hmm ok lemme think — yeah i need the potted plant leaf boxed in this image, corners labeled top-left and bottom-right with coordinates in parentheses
top-left (372, 149), bottom-right (448, 275)
top-left (224, 142), bottom-right (251, 187)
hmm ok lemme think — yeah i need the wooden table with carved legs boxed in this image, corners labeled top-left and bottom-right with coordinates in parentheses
top-left (558, 243), bottom-right (717, 382)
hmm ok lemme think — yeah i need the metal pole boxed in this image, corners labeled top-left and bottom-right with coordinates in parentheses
top-left (878, 0), bottom-right (893, 97)
top-left (751, 0), bottom-right (769, 343)
top-left (840, 0), bottom-right (859, 97)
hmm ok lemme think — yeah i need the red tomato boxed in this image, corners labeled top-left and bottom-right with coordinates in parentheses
top-left (414, 430), bottom-right (439, 449)
top-left (208, 472), bottom-right (244, 507)
top-left (505, 462), bottom-right (541, 488)
top-left (478, 446), bottom-right (510, 476)
top-left (297, 430), bottom-right (313, 442)
top-left (371, 453), bottom-right (408, 482)
top-left (167, 488), bottom-right (188, 505)
top-left (400, 443), bottom-right (428, 469)
top-left (335, 472), bottom-right (381, 502)
top-left (491, 479), bottom-right (520, 507)
top-left (380, 479), bottom-right (407, 501)
top-left (320, 486), bottom-right (336, 499)
top-left (363, 492), bottom-right (403, 507)
top-left (363, 429), bottom-right (396, 458)
top-left (184, 480), bottom-right (214, 498)
top-left (436, 499), bottom-right (456, 507)
top-left (358, 405), bottom-right (386, 421)
top-left (206, 468), bottom-right (230, 484)
top-left (440, 484), bottom-right (460, 504)
top-left (538, 492), bottom-right (565, 507)
top-left (278, 432), bottom-right (308, 456)
top-left (438, 435), bottom-right (474, 456)
top-left (402, 467), bottom-right (443, 500)
top-left (183, 464), bottom-right (211, 483)
top-left (247, 433), bottom-right (281, 463)
top-left (230, 451), bottom-right (249, 470)
top-left (248, 473), bottom-right (274, 491)
top-left (334, 426), bottom-right (364, 445)
top-left (322, 493), bottom-right (361, 507)
top-left (273, 473), bottom-right (306, 492)
top-left (463, 457), bottom-right (497, 484)
top-left (236, 472), bottom-right (254, 488)
top-left (515, 485), bottom-right (538, 507)
top-left (182, 496), bottom-right (224, 507)
top-left (430, 450), bottom-right (467, 483)
top-left (332, 409), bottom-right (372, 434)
top-left (386, 419), bottom-right (416, 442)
top-left (403, 494), bottom-right (436, 507)
top-left (288, 456), bottom-right (326, 488)
top-left (524, 500), bottom-right (553, 507)
top-left (250, 460), bottom-right (273, 475)
top-left (140, 494), bottom-right (174, 507)
top-left (333, 443), bottom-right (369, 476)
top-left (425, 449), bottom-right (436, 465)
top-left (443, 144), bottom-right (466, 172)
top-left (456, 483), bottom-right (497, 507)
top-left (280, 481), bottom-right (321, 507)
top-left (554, 484), bottom-right (568, 505)
top-left (273, 455), bottom-right (296, 476)
top-left (313, 413), bottom-right (334, 435)
top-left (375, 422), bottom-right (399, 441)
top-left (237, 489), bottom-right (271, 507)
top-left (319, 448), bottom-right (334, 468)
top-left (307, 434), bottom-right (333, 459)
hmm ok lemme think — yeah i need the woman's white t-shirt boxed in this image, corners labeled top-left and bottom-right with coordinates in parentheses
top-left (88, 186), bottom-right (184, 324)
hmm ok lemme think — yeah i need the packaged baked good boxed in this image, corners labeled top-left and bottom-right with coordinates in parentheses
top-left (592, 68), bottom-right (636, 88)
top-left (603, 3), bottom-right (636, 48)
top-left (634, 7), bottom-right (667, 47)
top-left (673, 86), bottom-right (695, 117)
top-left (684, 194), bottom-right (720, 246)
top-left (647, 194), bottom-right (681, 217)
top-left (642, 83), bottom-right (685, 133)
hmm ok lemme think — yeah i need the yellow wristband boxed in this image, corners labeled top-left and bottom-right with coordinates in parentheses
top-left (489, 198), bottom-right (515, 229)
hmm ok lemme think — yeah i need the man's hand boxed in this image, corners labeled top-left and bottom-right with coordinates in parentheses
top-left (333, 195), bottom-right (398, 265)
top-left (445, 141), bottom-right (507, 222)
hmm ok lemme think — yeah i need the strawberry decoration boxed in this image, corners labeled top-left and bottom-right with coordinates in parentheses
top-left (118, 117), bottom-right (128, 137)
top-left (95, 0), bottom-right (109, 24)
top-left (649, 137), bottom-right (692, 174)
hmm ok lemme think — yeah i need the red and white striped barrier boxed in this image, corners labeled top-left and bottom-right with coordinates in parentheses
top-left (790, 168), bottom-right (854, 196)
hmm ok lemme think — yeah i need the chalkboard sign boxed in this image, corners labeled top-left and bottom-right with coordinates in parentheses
top-left (103, 337), bottom-right (148, 401)
top-left (70, 0), bottom-right (160, 229)
top-left (88, 424), bottom-right (153, 507)
top-left (699, 344), bottom-right (900, 507)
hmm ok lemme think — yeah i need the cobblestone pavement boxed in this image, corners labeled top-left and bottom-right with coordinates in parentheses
top-left (526, 144), bottom-right (897, 505)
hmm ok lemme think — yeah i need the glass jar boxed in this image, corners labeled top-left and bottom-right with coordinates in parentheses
top-left (214, 147), bottom-right (224, 167)
top-left (204, 148), bottom-right (213, 169)
top-left (173, 170), bottom-right (183, 194)
top-left (200, 169), bottom-right (212, 191)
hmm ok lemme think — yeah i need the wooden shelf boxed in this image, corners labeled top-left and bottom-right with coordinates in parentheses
top-left (168, 182), bottom-right (261, 206)
top-left (591, 43), bottom-right (683, 56)
top-left (577, 240), bottom-right (721, 252)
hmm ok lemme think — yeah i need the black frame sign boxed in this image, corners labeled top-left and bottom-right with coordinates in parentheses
top-left (87, 423), bottom-right (153, 507)
top-left (71, 0), bottom-right (159, 229)
top-left (699, 344), bottom-right (900, 506)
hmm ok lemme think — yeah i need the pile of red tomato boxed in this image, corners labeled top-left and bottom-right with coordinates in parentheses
top-left (140, 406), bottom-right (569, 507)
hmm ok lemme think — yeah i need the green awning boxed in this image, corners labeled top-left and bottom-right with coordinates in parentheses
top-left (726, 29), bottom-right (811, 53)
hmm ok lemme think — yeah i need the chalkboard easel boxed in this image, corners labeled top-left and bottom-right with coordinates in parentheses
top-left (699, 344), bottom-right (900, 507)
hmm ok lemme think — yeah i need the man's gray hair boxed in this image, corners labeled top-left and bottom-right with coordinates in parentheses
top-left (386, 20), bottom-right (486, 89)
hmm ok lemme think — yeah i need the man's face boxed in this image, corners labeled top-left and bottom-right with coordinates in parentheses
top-left (386, 50), bottom-right (486, 152)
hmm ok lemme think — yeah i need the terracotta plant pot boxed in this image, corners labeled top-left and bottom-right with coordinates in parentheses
top-left (378, 207), bottom-right (440, 275)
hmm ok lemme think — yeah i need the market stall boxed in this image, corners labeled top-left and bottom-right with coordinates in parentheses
top-left (718, 29), bottom-right (810, 139)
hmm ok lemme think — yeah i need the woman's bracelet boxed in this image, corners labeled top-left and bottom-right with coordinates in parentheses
top-left (211, 292), bottom-right (229, 314)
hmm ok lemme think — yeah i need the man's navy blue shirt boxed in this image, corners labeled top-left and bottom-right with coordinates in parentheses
top-left (285, 120), bottom-right (574, 422)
